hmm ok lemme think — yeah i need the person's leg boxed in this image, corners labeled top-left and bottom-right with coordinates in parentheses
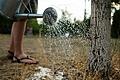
top-left (9, 20), bottom-right (26, 52)
top-left (7, 25), bottom-right (14, 59)
top-left (12, 20), bottom-right (26, 57)
top-left (9, 20), bottom-right (38, 64)
top-left (9, 24), bottom-right (14, 53)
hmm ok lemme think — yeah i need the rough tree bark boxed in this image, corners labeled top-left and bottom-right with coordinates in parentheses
top-left (88, 0), bottom-right (111, 80)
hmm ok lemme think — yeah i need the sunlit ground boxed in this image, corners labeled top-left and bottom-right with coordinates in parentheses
top-left (0, 34), bottom-right (119, 80)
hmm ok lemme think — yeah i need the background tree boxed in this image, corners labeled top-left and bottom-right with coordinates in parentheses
top-left (111, 0), bottom-right (120, 38)
top-left (0, 15), bottom-right (12, 34)
top-left (27, 19), bottom-right (40, 35)
top-left (88, 0), bottom-right (111, 80)
top-left (111, 0), bottom-right (120, 3)
top-left (111, 9), bottom-right (120, 38)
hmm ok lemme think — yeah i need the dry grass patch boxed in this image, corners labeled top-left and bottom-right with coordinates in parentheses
top-left (0, 35), bottom-right (119, 80)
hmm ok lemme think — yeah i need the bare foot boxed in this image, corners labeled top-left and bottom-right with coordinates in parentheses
top-left (13, 53), bottom-right (38, 64)
top-left (7, 51), bottom-right (14, 59)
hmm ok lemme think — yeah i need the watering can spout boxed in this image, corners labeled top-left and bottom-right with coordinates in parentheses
top-left (14, 7), bottom-right (58, 25)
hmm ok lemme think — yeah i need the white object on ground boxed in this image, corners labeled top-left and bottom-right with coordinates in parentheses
top-left (26, 66), bottom-right (64, 80)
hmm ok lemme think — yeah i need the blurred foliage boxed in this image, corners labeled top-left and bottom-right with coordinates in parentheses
top-left (111, 9), bottom-right (120, 38)
top-left (41, 10), bottom-right (90, 38)
top-left (110, 0), bottom-right (120, 38)
top-left (0, 15), bottom-right (12, 34)
top-left (112, 0), bottom-right (120, 3)
top-left (0, 0), bottom-right (119, 37)
top-left (27, 19), bottom-right (40, 35)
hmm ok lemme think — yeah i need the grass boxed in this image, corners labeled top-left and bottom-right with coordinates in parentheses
top-left (0, 34), bottom-right (119, 80)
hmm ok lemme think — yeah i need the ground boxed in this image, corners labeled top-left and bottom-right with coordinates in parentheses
top-left (0, 34), bottom-right (119, 80)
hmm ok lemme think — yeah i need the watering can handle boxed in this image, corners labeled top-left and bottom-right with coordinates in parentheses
top-left (15, 7), bottom-right (58, 26)
top-left (15, 14), bottom-right (43, 18)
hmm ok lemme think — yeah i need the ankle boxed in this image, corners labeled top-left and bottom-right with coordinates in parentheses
top-left (14, 52), bottom-right (26, 58)
top-left (9, 47), bottom-right (14, 52)
top-left (8, 50), bottom-right (14, 53)
top-left (8, 50), bottom-right (14, 54)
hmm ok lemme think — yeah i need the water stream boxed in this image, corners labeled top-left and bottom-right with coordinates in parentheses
top-left (27, 24), bottom-right (74, 80)
top-left (26, 14), bottom-right (87, 79)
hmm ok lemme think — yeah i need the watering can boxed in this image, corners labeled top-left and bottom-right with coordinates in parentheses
top-left (0, 0), bottom-right (58, 25)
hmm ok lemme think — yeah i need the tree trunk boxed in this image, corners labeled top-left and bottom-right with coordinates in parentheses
top-left (88, 0), bottom-right (111, 80)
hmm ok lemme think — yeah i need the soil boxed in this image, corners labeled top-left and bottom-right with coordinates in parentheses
top-left (0, 35), bottom-right (119, 80)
